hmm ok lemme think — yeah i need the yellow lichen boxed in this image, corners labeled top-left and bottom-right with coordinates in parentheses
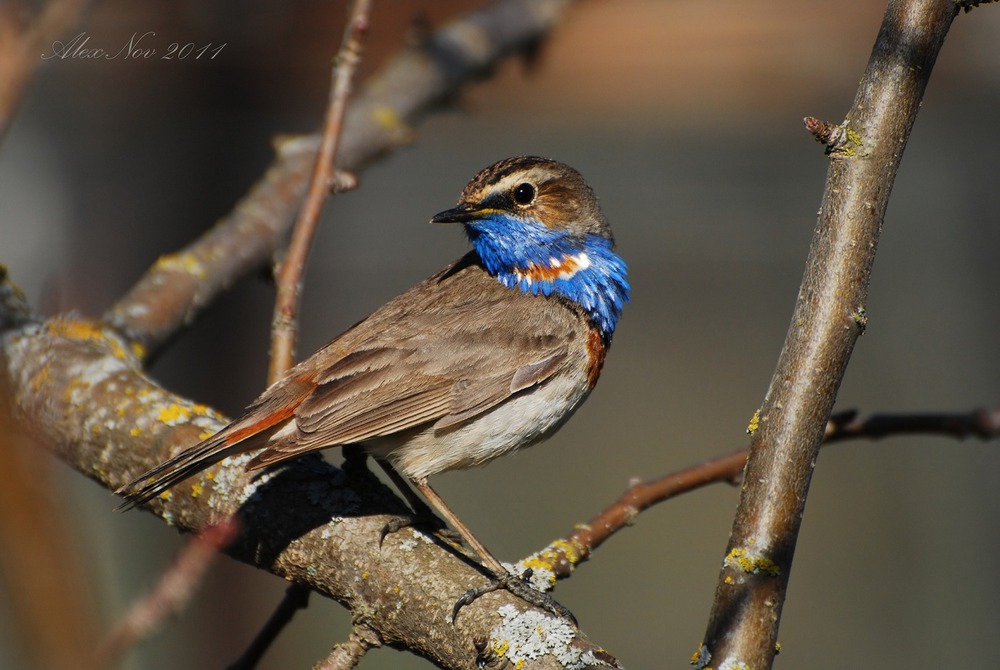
top-left (492, 639), bottom-right (510, 658)
top-left (157, 404), bottom-right (193, 424)
top-left (46, 318), bottom-right (130, 361)
top-left (746, 408), bottom-right (761, 435)
top-left (155, 252), bottom-right (207, 279)
top-left (129, 427), bottom-right (141, 436)
top-left (725, 547), bottom-right (780, 576)
top-left (129, 340), bottom-right (147, 360)
top-left (191, 482), bottom-right (203, 498)
top-left (30, 362), bottom-right (52, 391)
top-left (373, 105), bottom-right (403, 132)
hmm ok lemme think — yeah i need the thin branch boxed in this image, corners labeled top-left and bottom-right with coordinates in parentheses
top-left (521, 406), bottom-right (1000, 586)
top-left (252, 6), bottom-right (373, 654)
top-left (95, 519), bottom-right (240, 668)
top-left (824, 407), bottom-right (1000, 442)
top-left (227, 584), bottom-right (312, 670)
top-left (312, 623), bottom-right (382, 670)
top-left (269, 0), bottom-right (370, 382)
top-left (700, 2), bottom-right (961, 668)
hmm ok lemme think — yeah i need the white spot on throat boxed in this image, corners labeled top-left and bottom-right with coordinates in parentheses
top-left (514, 252), bottom-right (591, 285)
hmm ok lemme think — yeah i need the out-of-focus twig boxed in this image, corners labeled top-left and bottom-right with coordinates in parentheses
top-left (824, 407), bottom-right (1000, 442)
top-left (227, 584), bottom-right (311, 670)
top-left (269, 0), bottom-right (370, 382)
top-left (0, 377), bottom-right (96, 670)
top-left (0, 0), bottom-right (90, 143)
top-left (95, 519), bottom-right (240, 668)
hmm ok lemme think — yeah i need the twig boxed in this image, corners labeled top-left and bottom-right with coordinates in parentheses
top-left (268, 0), bottom-right (371, 382)
top-left (699, 2), bottom-right (961, 668)
top-left (227, 584), bottom-right (311, 670)
top-left (523, 406), bottom-right (1000, 585)
top-left (312, 624), bottom-right (382, 670)
top-left (246, 5), bottom-right (371, 662)
top-left (0, 0), bottom-right (90, 143)
top-left (95, 518), bottom-right (240, 668)
top-left (824, 407), bottom-right (1000, 442)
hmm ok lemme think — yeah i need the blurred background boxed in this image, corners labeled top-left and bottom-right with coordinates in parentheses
top-left (2, 0), bottom-right (1000, 668)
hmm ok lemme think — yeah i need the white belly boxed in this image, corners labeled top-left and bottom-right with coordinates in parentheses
top-left (364, 364), bottom-right (592, 480)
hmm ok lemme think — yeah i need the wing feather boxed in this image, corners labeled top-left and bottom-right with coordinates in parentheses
top-left (253, 254), bottom-right (584, 457)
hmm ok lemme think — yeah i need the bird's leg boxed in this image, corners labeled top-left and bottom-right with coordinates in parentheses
top-left (374, 460), bottom-right (453, 543)
top-left (410, 477), bottom-right (576, 625)
top-left (410, 476), bottom-right (507, 574)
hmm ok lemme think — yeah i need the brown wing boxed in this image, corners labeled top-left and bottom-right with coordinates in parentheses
top-left (117, 254), bottom-right (584, 505)
top-left (247, 253), bottom-right (581, 466)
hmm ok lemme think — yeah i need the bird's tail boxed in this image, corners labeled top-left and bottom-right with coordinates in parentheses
top-left (116, 374), bottom-right (316, 510)
top-left (115, 431), bottom-right (260, 510)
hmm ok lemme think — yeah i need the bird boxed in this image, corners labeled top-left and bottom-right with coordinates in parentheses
top-left (117, 155), bottom-right (629, 616)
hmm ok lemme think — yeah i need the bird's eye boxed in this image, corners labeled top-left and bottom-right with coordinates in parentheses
top-left (512, 182), bottom-right (536, 206)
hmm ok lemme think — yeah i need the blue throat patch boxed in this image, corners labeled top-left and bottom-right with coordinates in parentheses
top-left (464, 213), bottom-right (630, 338)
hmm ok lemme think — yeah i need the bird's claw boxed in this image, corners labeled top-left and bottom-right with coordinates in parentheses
top-left (451, 567), bottom-right (576, 625)
top-left (378, 514), bottom-right (461, 547)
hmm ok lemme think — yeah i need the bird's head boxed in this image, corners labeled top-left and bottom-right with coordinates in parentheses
top-left (432, 156), bottom-right (629, 338)
top-left (430, 155), bottom-right (613, 241)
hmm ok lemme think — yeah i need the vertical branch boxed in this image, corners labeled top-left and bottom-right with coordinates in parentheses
top-left (699, 1), bottom-right (959, 668)
top-left (268, 0), bottom-right (371, 382)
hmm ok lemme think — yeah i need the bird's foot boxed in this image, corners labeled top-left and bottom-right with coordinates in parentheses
top-left (378, 512), bottom-right (462, 547)
top-left (451, 568), bottom-right (576, 625)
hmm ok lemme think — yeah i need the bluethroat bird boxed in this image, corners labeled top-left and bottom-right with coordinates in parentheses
top-left (118, 156), bottom-right (630, 617)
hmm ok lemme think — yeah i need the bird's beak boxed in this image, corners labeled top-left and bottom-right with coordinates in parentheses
top-left (430, 203), bottom-right (488, 224)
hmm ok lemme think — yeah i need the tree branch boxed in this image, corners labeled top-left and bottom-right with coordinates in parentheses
top-left (519, 406), bottom-right (1000, 588)
top-left (698, 1), bottom-right (961, 667)
top-left (269, 0), bottom-right (370, 381)
top-left (0, 304), bottom-right (619, 669)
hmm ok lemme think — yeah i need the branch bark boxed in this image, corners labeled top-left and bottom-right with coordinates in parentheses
top-left (0, 308), bottom-right (618, 669)
top-left (698, 1), bottom-right (960, 667)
